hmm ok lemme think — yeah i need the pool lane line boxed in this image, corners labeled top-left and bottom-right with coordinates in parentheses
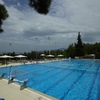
top-left (30, 61), bottom-right (71, 76)
top-left (28, 68), bottom-right (62, 84)
top-left (34, 60), bottom-right (86, 76)
top-left (29, 66), bottom-right (55, 76)
top-left (43, 61), bottom-right (94, 93)
top-left (29, 63), bottom-right (64, 75)
top-left (30, 67), bottom-right (71, 86)
top-left (9, 65), bottom-right (66, 86)
top-left (19, 64), bottom-right (54, 74)
top-left (0, 60), bottom-right (89, 79)
top-left (29, 61), bottom-right (84, 86)
top-left (22, 64), bottom-right (57, 78)
top-left (29, 62), bottom-right (66, 77)
top-left (43, 63), bottom-right (86, 93)
top-left (85, 63), bottom-right (100, 100)
top-left (1, 60), bottom-right (93, 81)
top-left (32, 60), bottom-right (80, 77)
top-left (29, 63), bottom-right (82, 90)
top-left (25, 61), bottom-right (94, 76)
top-left (60, 61), bottom-right (96, 100)
top-left (23, 64), bottom-right (49, 74)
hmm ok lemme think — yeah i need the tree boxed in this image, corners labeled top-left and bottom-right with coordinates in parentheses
top-left (29, 0), bottom-right (52, 14)
top-left (0, 4), bottom-right (9, 33)
top-left (66, 44), bottom-right (75, 58)
top-left (75, 32), bottom-right (84, 57)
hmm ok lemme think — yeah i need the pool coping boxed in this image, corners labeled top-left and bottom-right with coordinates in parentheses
top-left (0, 78), bottom-right (58, 100)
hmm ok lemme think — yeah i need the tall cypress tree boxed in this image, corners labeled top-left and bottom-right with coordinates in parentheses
top-left (75, 32), bottom-right (84, 57)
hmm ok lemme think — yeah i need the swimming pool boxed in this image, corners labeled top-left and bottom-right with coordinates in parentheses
top-left (0, 59), bottom-right (100, 100)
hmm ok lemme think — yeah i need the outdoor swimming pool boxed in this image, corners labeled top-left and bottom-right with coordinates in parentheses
top-left (0, 59), bottom-right (100, 100)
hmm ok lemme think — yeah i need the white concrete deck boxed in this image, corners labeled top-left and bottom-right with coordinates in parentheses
top-left (0, 79), bottom-right (58, 100)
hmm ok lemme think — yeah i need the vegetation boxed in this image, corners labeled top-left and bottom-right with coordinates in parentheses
top-left (29, 0), bottom-right (52, 14)
top-left (66, 32), bottom-right (100, 59)
top-left (1, 32), bottom-right (100, 59)
top-left (75, 32), bottom-right (84, 57)
top-left (66, 42), bottom-right (100, 59)
top-left (0, 4), bottom-right (9, 33)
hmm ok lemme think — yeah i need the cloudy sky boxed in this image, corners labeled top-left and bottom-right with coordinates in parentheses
top-left (0, 0), bottom-right (100, 53)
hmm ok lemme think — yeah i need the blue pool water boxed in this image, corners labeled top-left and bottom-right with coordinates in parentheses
top-left (0, 59), bottom-right (100, 100)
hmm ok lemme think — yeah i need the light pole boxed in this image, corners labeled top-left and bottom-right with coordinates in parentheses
top-left (9, 43), bottom-right (12, 55)
top-left (48, 37), bottom-right (51, 55)
top-left (55, 42), bottom-right (57, 57)
top-left (9, 43), bottom-right (12, 61)
top-left (35, 38), bottom-right (38, 62)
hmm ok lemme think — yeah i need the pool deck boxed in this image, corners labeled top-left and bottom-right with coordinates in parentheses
top-left (0, 79), bottom-right (58, 100)
top-left (0, 62), bottom-right (59, 100)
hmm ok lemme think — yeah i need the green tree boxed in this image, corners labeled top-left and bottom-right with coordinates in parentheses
top-left (84, 43), bottom-right (94, 54)
top-left (29, 0), bottom-right (52, 14)
top-left (75, 32), bottom-right (84, 57)
top-left (66, 44), bottom-right (75, 58)
top-left (0, 4), bottom-right (9, 33)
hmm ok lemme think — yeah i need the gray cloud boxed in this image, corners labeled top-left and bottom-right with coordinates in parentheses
top-left (0, 0), bottom-right (100, 53)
